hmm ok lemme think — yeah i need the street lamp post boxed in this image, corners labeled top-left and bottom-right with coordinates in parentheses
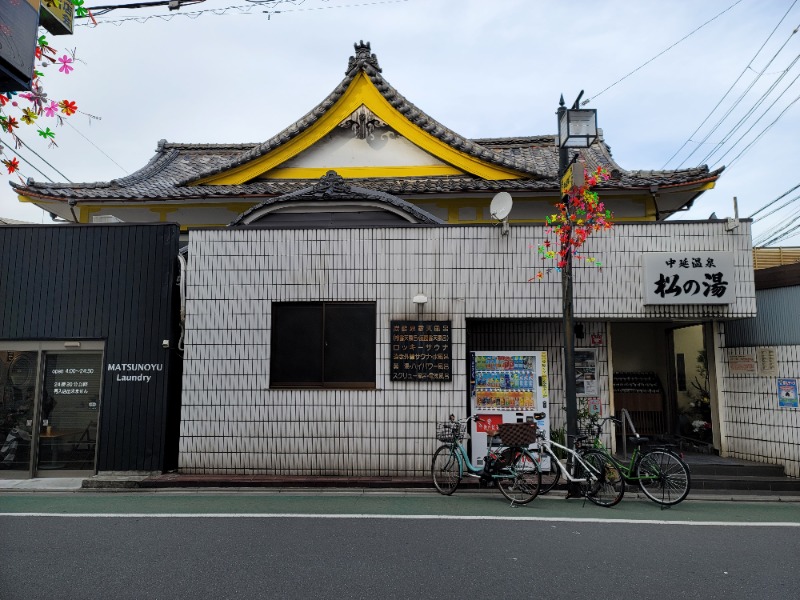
top-left (556, 92), bottom-right (598, 456)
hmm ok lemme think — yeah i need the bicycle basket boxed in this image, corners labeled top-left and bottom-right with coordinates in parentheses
top-left (497, 423), bottom-right (537, 447)
top-left (437, 422), bottom-right (466, 443)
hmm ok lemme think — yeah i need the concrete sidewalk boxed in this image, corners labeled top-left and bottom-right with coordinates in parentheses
top-left (1, 473), bottom-right (799, 502)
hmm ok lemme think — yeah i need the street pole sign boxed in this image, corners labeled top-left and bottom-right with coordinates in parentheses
top-left (561, 165), bottom-right (574, 197)
top-left (560, 160), bottom-right (586, 197)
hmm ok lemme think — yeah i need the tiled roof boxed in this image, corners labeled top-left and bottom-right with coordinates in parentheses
top-left (230, 170), bottom-right (444, 226)
top-left (11, 134), bottom-right (722, 201)
top-left (175, 41), bottom-right (542, 184)
top-left (10, 42), bottom-right (724, 202)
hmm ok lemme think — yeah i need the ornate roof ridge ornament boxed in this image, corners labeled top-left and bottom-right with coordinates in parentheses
top-left (347, 40), bottom-right (382, 74)
top-left (312, 170), bottom-right (352, 197)
top-left (338, 105), bottom-right (388, 140)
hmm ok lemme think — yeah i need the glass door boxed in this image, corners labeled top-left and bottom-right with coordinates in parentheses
top-left (0, 351), bottom-right (37, 474)
top-left (37, 352), bottom-right (102, 474)
top-left (0, 343), bottom-right (104, 478)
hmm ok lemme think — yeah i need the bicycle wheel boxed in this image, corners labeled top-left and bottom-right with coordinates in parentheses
top-left (431, 445), bottom-right (461, 495)
top-left (501, 447), bottom-right (559, 494)
top-left (637, 449), bottom-right (691, 506)
top-left (497, 448), bottom-right (541, 505)
top-left (577, 450), bottom-right (624, 507)
top-left (537, 450), bottom-right (561, 494)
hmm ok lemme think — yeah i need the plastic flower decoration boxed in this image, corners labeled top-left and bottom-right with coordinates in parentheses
top-left (532, 165), bottom-right (613, 281)
top-left (58, 55), bottom-right (74, 74)
top-left (72, 0), bottom-right (88, 18)
top-left (0, 34), bottom-right (83, 182)
top-left (3, 157), bottom-right (20, 174)
top-left (44, 101), bottom-right (60, 118)
top-left (21, 108), bottom-right (38, 125)
top-left (59, 100), bottom-right (78, 116)
top-left (1, 116), bottom-right (19, 133)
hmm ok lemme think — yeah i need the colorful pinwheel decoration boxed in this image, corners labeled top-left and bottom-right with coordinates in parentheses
top-left (2, 157), bottom-right (20, 174)
top-left (532, 166), bottom-right (613, 281)
top-left (72, 0), bottom-right (88, 18)
top-left (0, 30), bottom-right (85, 182)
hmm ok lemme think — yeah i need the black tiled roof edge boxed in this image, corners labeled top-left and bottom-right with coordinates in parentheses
top-left (171, 41), bottom-right (544, 186)
top-left (230, 170), bottom-right (445, 226)
top-left (11, 165), bottom-right (724, 201)
top-left (10, 134), bottom-right (723, 200)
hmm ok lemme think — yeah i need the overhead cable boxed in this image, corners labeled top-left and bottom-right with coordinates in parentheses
top-left (64, 121), bottom-right (130, 175)
top-left (581, 1), bottom-right (743, 107)
top-left (1, 138), bottom-right (57, 183)
top-left (748, 181), bottom-right (800, 218)
top-left (674, 21), bottom-right (799, 168)
top-left (752, 192), bottom-right (800, 223)
top-left (661, 0), bottom-right (798, 168)
top-left (2, 133), bottom-right (73, 182)
top-left (724, 90), bottom-right (800, 169)
top-left (754, 208), bottom-right (800, 246)
top-left (700, 55), bottom-right (800, 164)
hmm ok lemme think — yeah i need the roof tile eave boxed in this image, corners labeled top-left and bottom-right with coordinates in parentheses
top-left (174, 72), bottom-right (360, 187)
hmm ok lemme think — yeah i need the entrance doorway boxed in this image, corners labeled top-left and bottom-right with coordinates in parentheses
top-left (671, 324), bottom-right (714, 449)
top-left (0, 343), bottom-right (103, 478)
top-left (610, 323), bottom-right (671, 438)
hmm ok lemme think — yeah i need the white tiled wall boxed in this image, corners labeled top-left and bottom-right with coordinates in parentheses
top-left (179, 222), bottom-right (754, 475)
top-left (718, 335), bottom-right (800, 477)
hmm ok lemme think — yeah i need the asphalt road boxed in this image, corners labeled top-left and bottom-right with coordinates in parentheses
top-left (1, 491), bottom-right (798, 600)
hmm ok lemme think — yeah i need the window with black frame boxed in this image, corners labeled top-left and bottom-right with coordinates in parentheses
top-left (270, 302), bottom-right (376, 388)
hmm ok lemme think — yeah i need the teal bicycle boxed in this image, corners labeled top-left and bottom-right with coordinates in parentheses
top-left (431, 415), bottom-right (542, 505)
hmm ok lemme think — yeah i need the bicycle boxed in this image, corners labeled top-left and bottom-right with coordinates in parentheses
top-left (532, 428), bottom-right (625, 507)
top-left (431, 415), bottom-right (541, 505)
top-left (578, 414), bottom-right (691, 507)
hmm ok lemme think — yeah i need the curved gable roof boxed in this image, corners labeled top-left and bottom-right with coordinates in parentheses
top-left (180, 41), bottom-right (542, 186)
top-left (230, 170), bottom-right (444, 226)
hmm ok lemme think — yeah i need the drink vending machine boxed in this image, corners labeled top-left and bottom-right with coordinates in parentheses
top-left (469, 351), bottom-right (550, 469)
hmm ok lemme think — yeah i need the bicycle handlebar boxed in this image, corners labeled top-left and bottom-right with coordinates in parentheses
top-left (449, 414), bottom-right (482, 423)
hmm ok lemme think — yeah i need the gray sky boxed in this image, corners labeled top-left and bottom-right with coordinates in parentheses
top-left (2, 0), bottom-right (798, 245)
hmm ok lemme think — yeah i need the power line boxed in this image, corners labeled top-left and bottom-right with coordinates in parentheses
top-left (754, 206), bottom-right (800, 246)
top-left (674, 22), bottom-right (799, 169)
top-left (661, 0), bottom-right (798, 168)
top-left (581, 1), bottom-right (743, 106)
top-left (724, 89), bottom-right (800, 169)
top-left (64, 121), bottom-right (130, 175)
top-left (708, 66), bottom-right (800, 167)
top-left (748, 181), bottom-right (800, 218)
top-left (78, 0), bottom-right (411, 26)
top-left (87, 0), bottom-right (207, 15)
top-left (752, 192), bottom-right (800, 223)
top-left (2, 133), bottom-right (73, 182)
top-left (1, 137), bottom-right (57, 183)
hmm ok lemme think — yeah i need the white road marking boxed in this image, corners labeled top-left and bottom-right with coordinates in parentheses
top-left (1, 513), bottom-right (798, 526)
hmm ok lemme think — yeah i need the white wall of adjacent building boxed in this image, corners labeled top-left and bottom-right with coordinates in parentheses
top-left (717, 338), bottom-right (800, 478)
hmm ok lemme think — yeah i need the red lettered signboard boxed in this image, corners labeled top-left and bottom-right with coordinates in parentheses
top-left (475, 414), bottom-right (504, 433)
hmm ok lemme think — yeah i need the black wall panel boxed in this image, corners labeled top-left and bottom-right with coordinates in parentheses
top-left (0, 224), bottom-right (180, 472)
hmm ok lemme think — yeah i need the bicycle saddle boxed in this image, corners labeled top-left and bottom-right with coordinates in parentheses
top-left (627, 436), bottom-right (650, 445)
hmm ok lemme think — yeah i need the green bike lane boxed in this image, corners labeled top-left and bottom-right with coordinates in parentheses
top-left (2, 490), bottom-right (799, 525)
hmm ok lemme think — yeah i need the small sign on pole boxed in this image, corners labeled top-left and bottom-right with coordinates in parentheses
top-left (560, 159), bottom-right (585, 196)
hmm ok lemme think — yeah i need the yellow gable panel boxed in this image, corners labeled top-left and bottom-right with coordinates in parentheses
top-left (195, 72), bottom-right (525, 185)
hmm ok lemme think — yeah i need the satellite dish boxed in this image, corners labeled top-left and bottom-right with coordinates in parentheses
top-left (490, 192), bottom-right (513, 221)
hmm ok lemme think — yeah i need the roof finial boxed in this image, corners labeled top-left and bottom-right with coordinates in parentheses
top-left (347, 40), bottom-right (382, 74)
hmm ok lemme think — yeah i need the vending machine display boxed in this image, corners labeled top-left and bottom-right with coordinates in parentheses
top-left (469, 351), bottom-right (550, 468)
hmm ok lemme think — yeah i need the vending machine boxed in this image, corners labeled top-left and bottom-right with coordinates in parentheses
top-left (469, 351), bottom-right (550, 468)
